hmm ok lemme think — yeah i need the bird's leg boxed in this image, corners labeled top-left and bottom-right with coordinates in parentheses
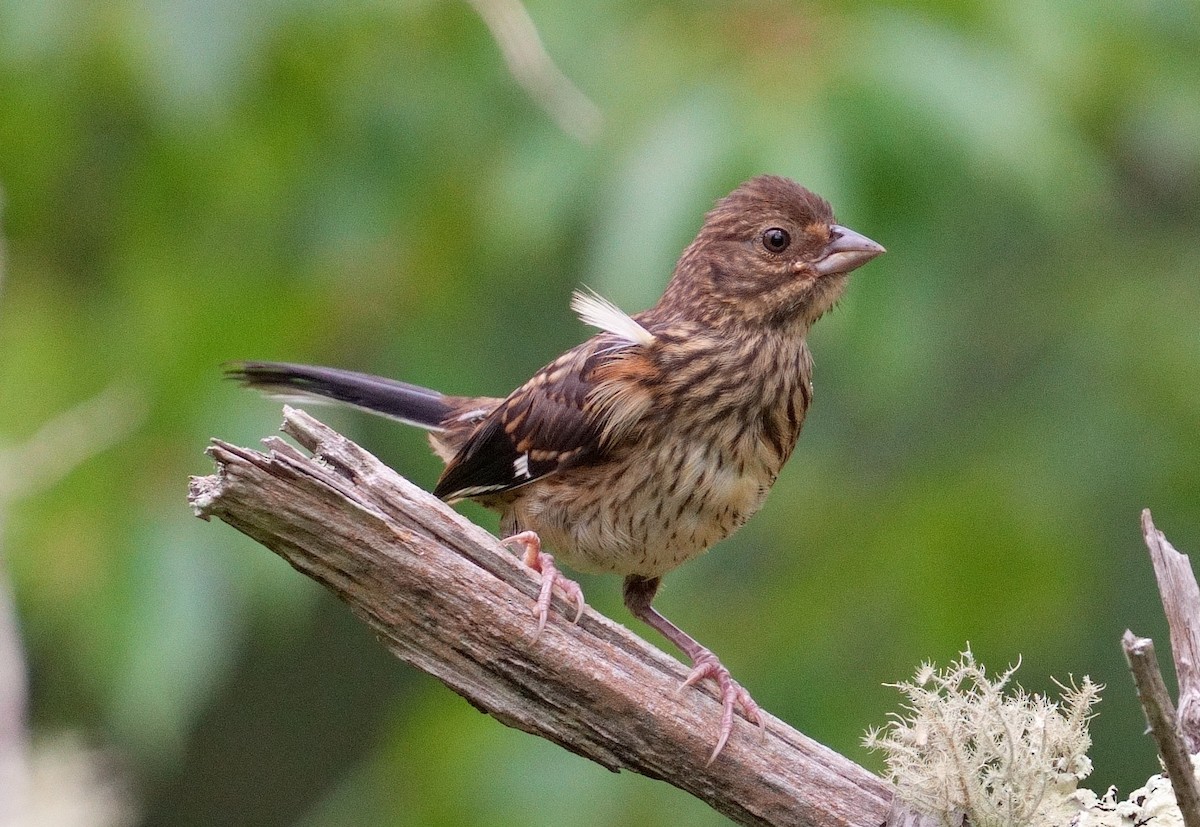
top-left (501, 530), bottom-right (586, 636)
top-left (622, 575), bottom-right (766, 763)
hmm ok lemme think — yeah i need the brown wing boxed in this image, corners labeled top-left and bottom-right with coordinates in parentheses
top-left (432, 336), bottom-right (653, 502)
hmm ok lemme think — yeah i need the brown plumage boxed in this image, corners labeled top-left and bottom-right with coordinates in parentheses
top-left (230, 175), bottom-right (885, 761)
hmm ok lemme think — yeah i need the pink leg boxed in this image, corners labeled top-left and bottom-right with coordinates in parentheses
top-left (501, 530), bottom-right (586, 637)
top-left (623, 575), bottom-right (766, 763)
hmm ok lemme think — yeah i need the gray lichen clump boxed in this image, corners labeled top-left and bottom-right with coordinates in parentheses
top-left (865, 650), bottom-right (1101, 827)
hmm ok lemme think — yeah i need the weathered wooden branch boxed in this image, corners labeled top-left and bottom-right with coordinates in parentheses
top-left (189, 408), bottom-right (899, 827)
top-left (1122, 509), bottom-right (1200, 827)
top-left (1142, 509), bottom-right (1200, 752)
top-left (1122, 632), bottom-right (1200, 827)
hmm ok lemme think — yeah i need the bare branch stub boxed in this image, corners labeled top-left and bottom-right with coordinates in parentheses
top-left (465, 0), bottom-right (602, 142)
top-left (1122, 630), bottom-right (1200, 827)
top-left (189, 408), bottom-right (895, 827)
top-left (1142, 509), bottom-right (1200, 752)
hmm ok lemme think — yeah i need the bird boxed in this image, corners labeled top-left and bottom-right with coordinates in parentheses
top-left (229, 175), bottom-right (885, 762)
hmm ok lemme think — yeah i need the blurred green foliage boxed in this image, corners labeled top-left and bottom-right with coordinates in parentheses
top-left (1, 0), bottom-right (1198, 824)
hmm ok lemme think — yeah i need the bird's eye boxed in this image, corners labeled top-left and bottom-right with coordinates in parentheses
top-left (762, 227), bottom-right (791, 253)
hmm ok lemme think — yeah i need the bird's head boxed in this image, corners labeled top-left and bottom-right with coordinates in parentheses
top-left (659, 176), bottom-right (885, 330)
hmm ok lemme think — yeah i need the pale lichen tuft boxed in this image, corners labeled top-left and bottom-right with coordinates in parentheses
top-left (864, 649), bottom-right (1101, 827)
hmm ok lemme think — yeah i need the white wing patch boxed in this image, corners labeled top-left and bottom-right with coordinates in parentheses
top-left (570, 287), bottom-right (654, 346)
top-left (513, 453), bottom-right (532, 479)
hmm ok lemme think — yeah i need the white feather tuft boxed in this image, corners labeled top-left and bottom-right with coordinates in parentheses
top-left (570, 288), bottom-right (654, 346)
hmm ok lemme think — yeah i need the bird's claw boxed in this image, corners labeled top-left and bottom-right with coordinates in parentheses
top-left (681, 649), bottom-right (767, 763)
top-left (501, 531), bottom-right (586, 637)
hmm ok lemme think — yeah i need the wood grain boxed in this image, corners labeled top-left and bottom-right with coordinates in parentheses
top-left (190, 407), bottom-right (896, 827)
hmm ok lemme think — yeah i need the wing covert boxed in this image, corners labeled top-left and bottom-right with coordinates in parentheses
top-left (432, 337), bottom-right (648, 501)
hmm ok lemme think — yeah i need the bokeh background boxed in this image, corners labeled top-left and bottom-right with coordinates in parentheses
top-left (1, 0), bottom-right (1198, 824)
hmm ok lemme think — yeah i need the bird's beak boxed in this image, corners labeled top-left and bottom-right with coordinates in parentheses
top-left (812, 225), bottom-right (886, 277)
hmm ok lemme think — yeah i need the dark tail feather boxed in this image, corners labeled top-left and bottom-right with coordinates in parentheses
top-left (227, 361), bottom-right (453, 431)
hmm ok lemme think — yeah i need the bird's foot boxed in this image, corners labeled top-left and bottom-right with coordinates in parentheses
top-left (501, 530), bottom-right (586, 636)
top-left (681, 648), bottom-right (767, 764)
